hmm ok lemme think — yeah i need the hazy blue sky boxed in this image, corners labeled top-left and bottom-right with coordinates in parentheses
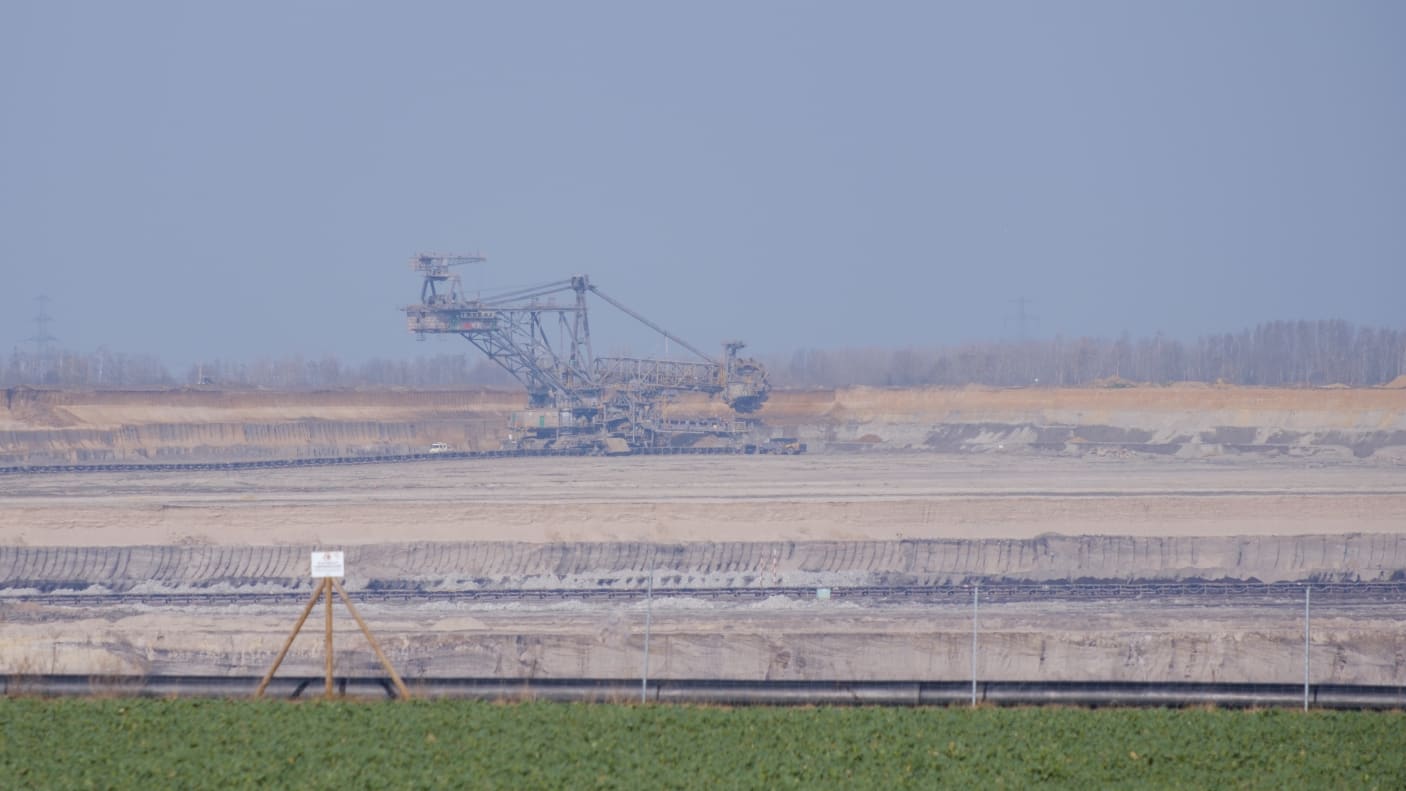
top-left (3, 1), bottom-right (1403, 367)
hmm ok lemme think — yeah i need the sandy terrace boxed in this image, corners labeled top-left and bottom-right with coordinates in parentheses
top-left (3, 454), bottom-right (1405, 547)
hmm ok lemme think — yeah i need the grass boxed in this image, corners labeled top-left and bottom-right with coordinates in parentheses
top-left (1, 699), bottom-right (1402, 789)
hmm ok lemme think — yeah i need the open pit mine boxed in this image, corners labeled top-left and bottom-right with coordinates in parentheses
top-left (3, 380), bottom-right (1405, 702)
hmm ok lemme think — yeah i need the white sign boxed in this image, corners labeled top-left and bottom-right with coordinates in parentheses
top-left (816, 588), bottom-right (832, 600)
top-left (311, 551), bottom-right (345, 578)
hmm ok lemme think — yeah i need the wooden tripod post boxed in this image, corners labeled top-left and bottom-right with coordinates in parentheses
top-left (323, 577), bottom-right (334, 698)
top-left (332, 578), bottom-right (411, 699)
top-left (256, 554), bottom-right (411, 700)
top-left (255, 581), bottom-right (325, 698)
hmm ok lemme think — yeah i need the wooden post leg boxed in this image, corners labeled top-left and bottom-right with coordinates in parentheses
top-left (333, 578), bottom-right (412, 700)
top-left (324, 578), bottom-right (335, 699)
top-left (256, 583), bottom-right (324, 698)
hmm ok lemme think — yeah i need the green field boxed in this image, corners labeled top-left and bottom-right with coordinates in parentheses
top-left (1, 699), bottom-right (1401, 789)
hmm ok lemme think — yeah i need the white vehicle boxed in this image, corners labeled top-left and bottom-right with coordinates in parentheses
top-left (428, 442), bottom-right (449, 454)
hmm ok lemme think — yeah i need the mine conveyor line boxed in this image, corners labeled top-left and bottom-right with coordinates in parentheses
top-left (6, 675), bottom-right (1406, 709)
top-left (8, 581), bottom-right (1405, 607)
top-left (0, 443), bottom-right (760, 476)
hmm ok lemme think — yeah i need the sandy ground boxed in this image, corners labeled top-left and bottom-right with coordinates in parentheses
top-left (4, 454), bottom-right (1406, 547)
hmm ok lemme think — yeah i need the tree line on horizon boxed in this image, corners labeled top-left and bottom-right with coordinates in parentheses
top-left (4, 319), bottom-right (1403, 390)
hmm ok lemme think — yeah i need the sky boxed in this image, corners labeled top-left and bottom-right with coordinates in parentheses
top-left (2, 1), bottom-right (1403, 368)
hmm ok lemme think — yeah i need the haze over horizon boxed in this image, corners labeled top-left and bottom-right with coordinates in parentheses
top-left (3, 2), bottom-right (1403, 369)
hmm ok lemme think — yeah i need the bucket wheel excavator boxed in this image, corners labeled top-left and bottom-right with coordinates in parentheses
top-left (403, 252), bottom-right (777, 453)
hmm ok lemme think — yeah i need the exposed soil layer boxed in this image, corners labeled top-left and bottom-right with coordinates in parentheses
top-left (4, 384), bottom-right (1405, 463)
top-left (4, 533), bottom-right (1406, 596)
top-left (3, 599), bottom-right (1399, 686)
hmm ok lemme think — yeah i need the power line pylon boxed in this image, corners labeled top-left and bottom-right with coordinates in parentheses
top-left (1006, 297), bottom-right (1038, 341)
top-left (27, 295), bottom-right (59, 382)
top-left (28, 295), bottom-right (57, 352)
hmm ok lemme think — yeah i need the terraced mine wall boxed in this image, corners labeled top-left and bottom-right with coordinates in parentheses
top-left (4, 535), bottom-right (1404, 595)
top-left (3, 538), bottom-right (1403, 685)
top-left (54, 603), bottom-right (1393, 686)
top-left (1, 388), bottom-right (516, 464)
top-left (4, 384), bottom-right (1405, 464)
top-left (762, 386), bottom-right (1406, 460)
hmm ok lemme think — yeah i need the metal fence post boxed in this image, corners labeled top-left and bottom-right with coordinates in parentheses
top-left (1303, 584), bottom-right (1310, 712)
top-left (642, 548), bottom-right (654, 704)
top-left (971, 582), bottom-right (979, 707)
